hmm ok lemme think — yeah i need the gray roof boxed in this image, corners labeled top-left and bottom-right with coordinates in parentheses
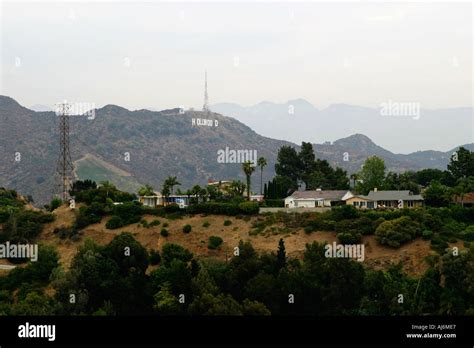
top-left (367, 190), bottom-right (424, 201)
top-left (288, 190), bottom-right (349, 201)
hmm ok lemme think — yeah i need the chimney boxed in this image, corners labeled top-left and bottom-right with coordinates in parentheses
top-left (374, 187), bottom-right (378, 192)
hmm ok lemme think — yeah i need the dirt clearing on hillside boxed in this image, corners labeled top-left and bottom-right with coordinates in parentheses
top-left (35, 211), bottom-right (452, 276)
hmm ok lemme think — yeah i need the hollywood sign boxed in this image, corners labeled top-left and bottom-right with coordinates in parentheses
top-left (192, 118), bottom-right (218, 127)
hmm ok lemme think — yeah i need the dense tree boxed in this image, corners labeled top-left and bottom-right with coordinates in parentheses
top-left (99, 181), bottom-right (116, 199)
top-left (153, 283), bottom-right (182, 315)
top-left (440, 251), bottom-right (474, 314)
top-left (228, 180), bottom-right (246, 198)
top-left (414, 168), bottom-right (445, 187)
top-left (265, 176), bottom-right (297, 199)
top-left (299, 142), bottom-right (317, 188)
top-left (276, 238), bottom-right (286, 270)
top-left (307, 160), bottom-right (349, 190)
top-left (69, 179), bottom-right (97, 197)
top-left (356, 156), bottom-right (386, 195)
top-left (103, 232), bottom-right (149, 275)
top-left (275, 146), bottom-right (301, 186)
top-left (189, 293), bottom-right (243, 315)
top-left (161, 243), bottom-right (193, 267)
top-left (447, 147), bottom-right (474, 180)
top-left (383, 171), bottom-right (420, 194)
top-left (424, 181), bottom-right (451, 207)
top-left (241, 299), bottom-right (271, 315)
top-left (451, 177), bottom-right (474, 207)
top-left (274, 143), bottom-right (348, 192)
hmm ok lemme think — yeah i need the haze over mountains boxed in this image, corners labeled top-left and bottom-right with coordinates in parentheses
top-left (212, 99), bottom-right (473, 154)
top-left (1, 95), bottom-right (472, 205)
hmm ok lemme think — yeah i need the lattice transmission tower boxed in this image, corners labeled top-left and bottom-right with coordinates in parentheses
top-left (56, 101), bottom-right (75, 201)
top-left (202, 70), bottom-right (210, 113)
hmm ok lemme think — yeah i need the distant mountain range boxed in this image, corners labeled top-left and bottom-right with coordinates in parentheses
top-left (0, 95), bottom-right (472, 205)
top-left (212, 99), bottom-right (473, 154)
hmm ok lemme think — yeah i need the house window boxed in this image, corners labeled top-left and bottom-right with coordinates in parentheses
top-left (361, 201), bottom-right (366, 207)
top-left (407, 200), bottom-right (414, 208)
top-left (353, 201), bottom-right (359, 207)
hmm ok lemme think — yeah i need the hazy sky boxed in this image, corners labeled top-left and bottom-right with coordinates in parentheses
top-left (1, 1), bottom-right (472, 112)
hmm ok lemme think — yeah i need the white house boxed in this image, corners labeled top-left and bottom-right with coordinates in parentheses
top-left (139, 192), bottom-right (195, 208)
top-left (343, 189), bottom-right (424, 209)
top-left (284, 190), bottom-right (352, 208)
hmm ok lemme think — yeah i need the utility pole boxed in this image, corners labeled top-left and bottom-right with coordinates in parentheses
top-left (56, 101), bottom-right (74, 201)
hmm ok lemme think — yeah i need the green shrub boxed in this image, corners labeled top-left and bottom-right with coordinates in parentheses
top-left (2, 210), bottom-right (55, 242)
top-left (149, 219), bottom-right (161, 227)
top-left (375, 216), bottom-right (422, 248)
top-left (160, 228), bottom-right (169, 237)
top-left (263, 199), bottom-right (285, 207)
top-left (163, 222), bottom-right (169, 228)
top-left (202, 221), bottom-right (210, 228)
top-left (304, 225), bottom-right (315, 234)
top-left (149, 249), bottom-right (161, 265)
top-left (48, 198), bottom-right (62, 212)
top-left (106, 215), bottom-right (125, 229)
top-left (223, 220), bottom-right (232, 226)
top-left (430, 237), bottom-right (449, 254)
top-left (337, 232), bottom-right (362, 244)
top-left (182, 224), bottom-right (192, 234)
top-left (422, 230), bottom-right (433, 240)
top-left (164, 204), bottom-right (182, 213)
top-left (161, 243), bottom-right (193, 266)
top-left (462, 225), bottom-right (474, 241)
top-left (0, 189), bottom-right (23, 208)
top-left (208, 236), bottom-right (223, 250)
top-left (112, 201), bottom-right (143, 226)
top-left (331, 205), bottom-right (359, 220)
top-left (238, 202), bottom-right (259, 215)
top-left (186, 201), bottom-right (258, 216)
top-left (441, 221), bottom-right (466, 238)
top-left (74, 202), bottom-right (107, 230)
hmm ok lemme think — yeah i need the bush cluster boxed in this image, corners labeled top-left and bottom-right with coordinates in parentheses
top-left (208, 236), bottom-right (223, 249)
top-left (186, 202), bottom-right (259, 215)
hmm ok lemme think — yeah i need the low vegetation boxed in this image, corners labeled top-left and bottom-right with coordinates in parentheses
top-left (208, 236), bottom-right (223, 250)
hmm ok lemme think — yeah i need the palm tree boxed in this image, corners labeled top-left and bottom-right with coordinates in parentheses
top-left (138, 184), bottom-right (154, 196)
top-left (162, 176), bottom-right (181, 205)
top-left (166, 176), bottom-right (181, 195)
top-left (242, 161), bottom-right (256, 201)
top-left (191, 185), bottom-right (202, 204)
top-left (99, 181), bottom-right (115, 198)
top-left (257, 157), bottom-right (267, 195)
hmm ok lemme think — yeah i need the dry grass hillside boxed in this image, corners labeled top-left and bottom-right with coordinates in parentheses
top-left (32, 205), bottom-right (460, 276)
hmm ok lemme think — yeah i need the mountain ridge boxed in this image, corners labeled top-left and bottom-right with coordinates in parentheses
top-left (0, 95), bottom-right (472, 205)
top-left (212, 99), bottom-right (473, 154)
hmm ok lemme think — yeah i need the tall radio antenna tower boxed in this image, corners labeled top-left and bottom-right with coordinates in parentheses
top-left (56, 101), bottom-right (74, 201)
top-left (203, 69), bottom-right (210, 113)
